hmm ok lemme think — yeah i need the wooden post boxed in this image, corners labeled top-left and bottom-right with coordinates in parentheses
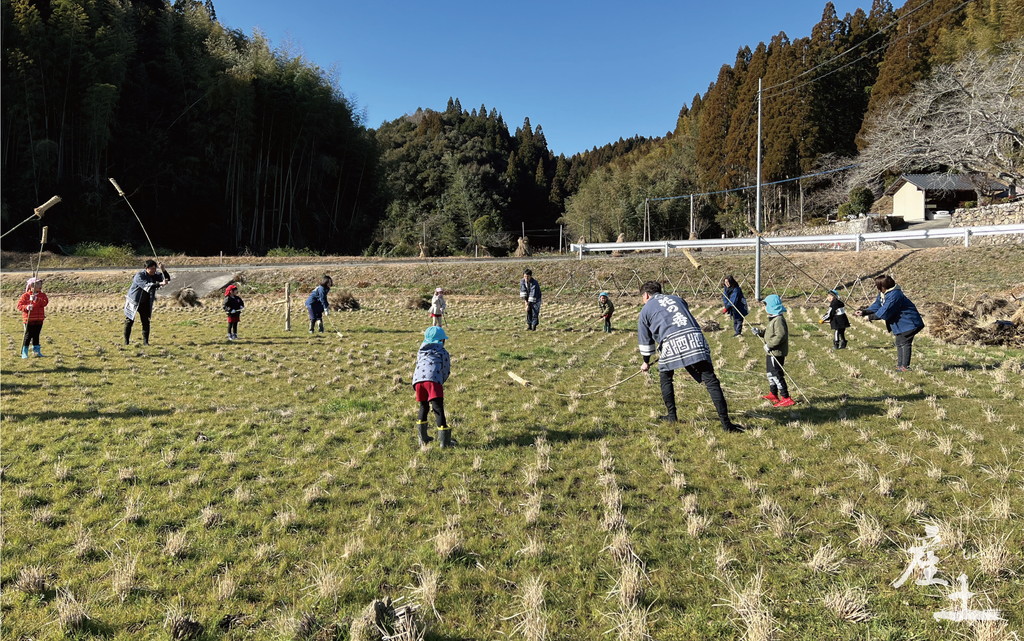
top-left (285, 282), bottom-right (291, 331)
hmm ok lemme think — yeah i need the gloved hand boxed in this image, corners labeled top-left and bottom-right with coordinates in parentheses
top-left (819, 319), bottom-right (826, 324)
top-left (763, 343), bottom-right (771, 353)
top-left (721, 307), bottom-right (728, 314)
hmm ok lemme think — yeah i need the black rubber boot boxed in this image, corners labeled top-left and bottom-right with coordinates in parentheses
top-left (839, 340), bottom-right (848, 349)
top-left (124, 319), bottom-right (133, 345)
top-left (417, 421), bottom-right (433, 446)
top-left (833, 340), bottom-right (840, 350)
top-left (659, 371), bottom-right (678, 422)
top-left (437, 428), bottom-right (454, 448)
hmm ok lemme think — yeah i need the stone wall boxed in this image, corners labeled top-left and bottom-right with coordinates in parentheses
top-left (765, 215), bottom-right (891, 238)
top-left (947, 202), bottom-right (1024, 246)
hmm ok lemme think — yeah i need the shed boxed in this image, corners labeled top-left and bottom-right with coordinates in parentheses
top-left (884, 174), bottom-right (1007, 222)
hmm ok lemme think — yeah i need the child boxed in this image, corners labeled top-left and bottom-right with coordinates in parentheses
top-left (720, 275), bottom-right (749, 337)
top-left (753, 294), bottom-right (793, 407)
top-left (223, 284), bottom-right (245, 341)
top-left (598, 292), bottom-right (615, 332)
top-left (17, 277), bottom-right (49, 358)
top-left (305, 275), bottom-right (332, 333)
top-left (412, 326), bottom-right (453, 447)
top-left (429, 287), bottom-right (446, 327)
top-left (819, 290), bottom-right (850, 349)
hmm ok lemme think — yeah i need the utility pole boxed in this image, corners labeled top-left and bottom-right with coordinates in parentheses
top-left (689, 195), bottom-right (695, 240)
top-left (644, 198), bottom-right (650, 242)
top-left (755, 78), bottom-right (763, 301)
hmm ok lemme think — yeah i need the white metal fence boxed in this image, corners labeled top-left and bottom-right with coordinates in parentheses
top-left (569, 223), bottom-right (1024, 258)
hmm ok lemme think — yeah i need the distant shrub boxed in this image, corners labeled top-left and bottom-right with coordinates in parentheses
top-left (265, 246), bottom-right (320, 257)
top-left (805, 217), bottom-right (829, 227)
top-left (71, 242), bottom-right (135, 262)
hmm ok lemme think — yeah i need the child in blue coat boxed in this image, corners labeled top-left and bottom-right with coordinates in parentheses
top-left (305, 275), bottom-right (332, 333)
top-left (720, 275), bottom-right (748, 337)
top-left (856, 275), bottom-right (924, 371)
top-left (412, 326), bottom-right (454, 447)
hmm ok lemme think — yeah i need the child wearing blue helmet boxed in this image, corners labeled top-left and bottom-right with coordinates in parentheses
top-left (753, 294), bottom-right (794, 407)
top-left (412, 326), bottom-right (454, 447)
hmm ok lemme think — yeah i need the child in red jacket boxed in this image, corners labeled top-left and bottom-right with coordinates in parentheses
top-left (16, 277), bottom-right (49, 358)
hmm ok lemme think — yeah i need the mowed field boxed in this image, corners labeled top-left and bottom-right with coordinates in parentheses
top-left (1, 251), bottom-right (1023, 640)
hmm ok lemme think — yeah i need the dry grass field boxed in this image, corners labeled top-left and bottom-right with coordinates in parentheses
top-left (1, 246), bottom-right (1022, 640)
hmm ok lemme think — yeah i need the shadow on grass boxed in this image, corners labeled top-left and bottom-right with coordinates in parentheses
top-left (2, 408), bottom-right (177, 421)
top-left (488, 425), bottom-right (607, 447)
top-left (757, 391), bottom-right (932, 425)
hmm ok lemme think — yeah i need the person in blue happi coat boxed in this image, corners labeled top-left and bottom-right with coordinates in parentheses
top-left (638, 281), bottom-right (744, 432)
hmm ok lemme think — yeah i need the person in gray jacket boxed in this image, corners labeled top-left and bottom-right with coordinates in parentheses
top-left (637, 281), bottom-right (744, 432)
top-left (412, 326), bottom-right (454, 447)
top-left (519, 269), bottom-right (541, 330)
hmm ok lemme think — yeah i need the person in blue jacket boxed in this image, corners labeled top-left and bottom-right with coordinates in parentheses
top-left (638, 281), bottom-right (744, 432)
top-left (720, 275), bottom-right (748, 337)
top-left (412, 326), bottom-right (453, 447)
top-left (305, 275), bottom-right (333, 333)
top-left (856, 275), bottom-right (925, 371)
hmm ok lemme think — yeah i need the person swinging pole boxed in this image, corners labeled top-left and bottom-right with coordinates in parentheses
top-left (637, 281), bottom-right (744, 433)
top-left (124, 259), bottom-right (170, 346)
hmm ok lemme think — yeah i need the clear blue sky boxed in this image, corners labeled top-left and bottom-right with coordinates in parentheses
top-left (211, 0), bottom-right (892, 156)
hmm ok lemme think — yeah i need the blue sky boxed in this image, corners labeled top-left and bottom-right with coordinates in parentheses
top-left (211, 0), bottom-right (893, 156)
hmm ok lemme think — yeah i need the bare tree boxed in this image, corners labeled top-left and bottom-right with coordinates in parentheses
top-left (853, 39), bottom-right (1024, 191)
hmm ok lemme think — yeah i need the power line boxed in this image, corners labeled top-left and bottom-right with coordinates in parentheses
top-left (762, 0), bottom-right (939, 94)
top-left (647, 164), bottom-right (858, 203)
top-left (763, 0), bottom-right (975, 100)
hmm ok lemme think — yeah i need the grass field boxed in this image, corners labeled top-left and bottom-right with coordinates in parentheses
top-left (1, 255), bottom-right (1022, 640)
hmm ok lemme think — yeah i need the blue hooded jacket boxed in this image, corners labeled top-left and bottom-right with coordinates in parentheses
top-left (865, 287), bottom-right (924, 335)
top-left (413, 327), bottom-right (451, 385)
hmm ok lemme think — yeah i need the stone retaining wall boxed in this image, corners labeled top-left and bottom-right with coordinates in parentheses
top-left (947, 202), bottom-right (1024, 246)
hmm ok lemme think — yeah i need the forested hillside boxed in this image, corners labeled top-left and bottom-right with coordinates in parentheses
top-left (2, 0), bottom-right (377, 255)
top-left (3, 0), bottom-right (1020, 255)
top-left (561, 0), bottom-right (1024, 242)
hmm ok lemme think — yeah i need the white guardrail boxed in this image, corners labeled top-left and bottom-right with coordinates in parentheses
top-left (569, 223), bottom-right (1024, 258)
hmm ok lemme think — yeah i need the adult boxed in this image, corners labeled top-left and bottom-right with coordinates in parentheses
top-left (519, 269), bottom-right (541, 331)
top-left (305, 275), bottom-right (333, 333)
top-left (856, 275), bottom-right (924, 371)
top-left (720, 275), bottom-right (748, 337)
top-left (637, 281), bottom-right (744, 432)
top-left (124, 259), bottom-right (170, 345)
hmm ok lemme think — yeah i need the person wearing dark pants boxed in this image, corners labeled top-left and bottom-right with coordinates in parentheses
top-left (820, 290), bottom-right (850, 349)
top-left (17, 277), bottom-right (49, 358)
top-left (856, 275), bottom-right (925, 372)
top-left (412, 326), bottom-right (454, 447)
top-left (305, 275), bottom-right (332, 333)
top-left (754, 294), bottom-right (794, 407)
top-left (123, 260), bottom-right (169, 345)
top-left (519, 269), bottom-right (541, 330)
top-left (720, 276), bottom-right (748, 337)
top-left (223, 284), bottom-right (245, 340)
top-left (598, 292), bottom-right (615, 332)
top-left (638, 281), bottom-right (743, 432)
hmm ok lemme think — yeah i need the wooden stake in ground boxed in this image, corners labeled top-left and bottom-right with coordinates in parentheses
top-left (285, 282), bottom-right (291, 331)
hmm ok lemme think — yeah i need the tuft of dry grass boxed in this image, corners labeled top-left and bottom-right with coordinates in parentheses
top-left (723, 569), bottom-right (777, 641)
top-left (54, 588), bottom-right (90, 633)
top-left (163, 530), bottom-right (189, 560)
top-left (409, 565), bottom-right (441, 621)
top-left (434, 515), bottom-right (463, 560)
top-left (305, 559), bottom-right (343, 602)
top-left (110, 551), bottom-right (139, 603)
top-left (14, 565), bottom-right (49, 594)
top-left (973, 533), bottom-right (1016, 577)
top-left (852, 513), bottom-right (885, 549)
top-left (806, 542), bottom-right (844, 574)
top-left (164, 598), bottom-right (204, 640)
top-left (511, 575), bottom-right (547, 641)
top-left (214, 568), bottom-right (237, 602)
top-left (822, 585), bottom-right (872, 622)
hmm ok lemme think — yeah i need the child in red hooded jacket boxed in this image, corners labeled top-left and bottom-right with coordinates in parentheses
top-left (17, 277), bottom-right (49, 358)
top-left (223, 284), bottom-right (245, 341)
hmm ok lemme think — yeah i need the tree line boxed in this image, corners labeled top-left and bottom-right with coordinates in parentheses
top-left (3, 0), bottom-right (1019, 255)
